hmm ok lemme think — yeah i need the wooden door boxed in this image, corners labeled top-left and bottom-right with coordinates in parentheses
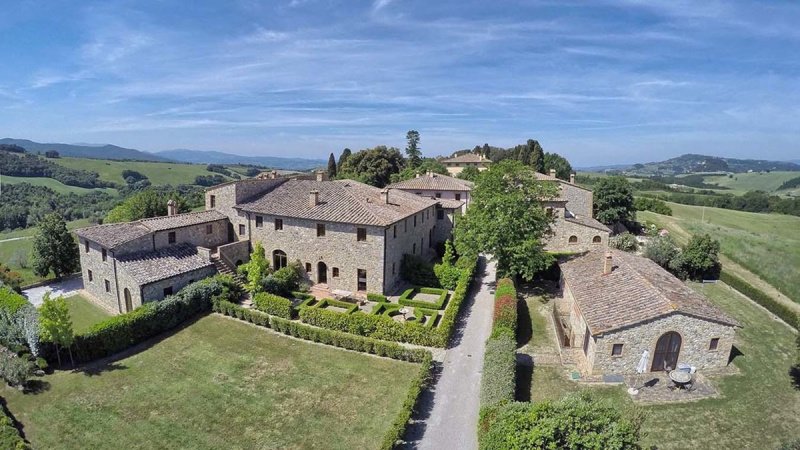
top-left (651, 332), bottom-right (682, 371)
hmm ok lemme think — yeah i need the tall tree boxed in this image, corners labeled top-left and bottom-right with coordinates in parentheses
top-left (392, 158), bottom-right (447, 182)
top-left (529, 139), bottom-right (545, 173)
top-left (31, 213), bottom-right (79, 279)
top-left (338, 148), bottom-right (352, 168)
top-left (337, 146), bottom-right (406, 187)
top-left (454, 160), bottom-right (557, 280)
top-left (518, 144), bottom-right (532, 165)
top-left (543, 152), bottom-right (573, 180)
top-left (457, 165), bottom-right (481, 182)
top-left (327, 153), bottom-right (337, 179)
top-left (482, 143), bottom-right (491, 158)
top-left (39, 292), bottom-right (74, 367)
top-left (405, 130), bottom-right (422, 168)
top-left (593, 176), bottom-right (635, 226)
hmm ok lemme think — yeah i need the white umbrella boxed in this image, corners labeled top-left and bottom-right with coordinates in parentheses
top-left (628, 350), bottom-right (649, 395)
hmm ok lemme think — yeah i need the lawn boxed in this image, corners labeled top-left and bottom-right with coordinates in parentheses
top-left (64, 295), bottom-right (111, 333)
top-left (0, 174), bottom-right (118, 195)
top-left (54, 157), bottom-right (233, 186)
top-left (4, 314), bottom-right (419, 449)
top-left (526, 282), bottom-right (800, 450)
top-left (637, 202), bottom-right (800, 304)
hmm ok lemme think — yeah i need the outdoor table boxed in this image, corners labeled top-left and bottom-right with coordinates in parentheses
top-left (669, 370), bottom-right (693, 391)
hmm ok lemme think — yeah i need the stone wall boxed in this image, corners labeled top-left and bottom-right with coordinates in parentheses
top-left (78, 240), bottom-right (121, 313)
top-left (544, 217), bottom-right (608, 253)
top-left (432, 207), bottom-right (459, 247)
top-left (139, 265), bottom-right (218, 303)
top-left (151, 219), bottom-right (229, 250)
top-left (383, 205), bottom-right (438, 293)
top-left (218, 240), bottom-right (251, 266)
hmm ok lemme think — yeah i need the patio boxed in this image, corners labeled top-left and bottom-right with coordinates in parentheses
top-left (624, 372), bottom-right (719, 404)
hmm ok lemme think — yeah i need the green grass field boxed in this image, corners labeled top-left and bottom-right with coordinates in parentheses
top-left (4, 314), bottom-right (419, 449)
top-left (64, 295), bottom-right (111, 333)
top-left (637, 202), bottom-right (800, 304)
top-left (701, 171), bottom-right (799, 195)
top-left (54, 157), bottom-right (232, 186)
top-left (527, 282), bottom-right (800, 449)
top-left (0, 174), bottom-right (118, 195)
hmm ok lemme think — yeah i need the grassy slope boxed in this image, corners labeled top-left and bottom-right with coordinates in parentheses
top-left (637, 202), bottom-right (800, 305)
top-left (64, 294), bottom-right (111, 333)
top-left (0, 174), bottom-right (117, 195)
top-left (529, 282), bottom-right (800, 450)
top-left (4, 314), bottom-right (419, 449)
top-left (702, 171), bottom-right (799, 194)
top-left (54, 157), bottom-right (230, 186)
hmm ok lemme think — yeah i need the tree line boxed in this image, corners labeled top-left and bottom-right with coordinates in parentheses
top-left (0, 148), bottom-right (115, 189)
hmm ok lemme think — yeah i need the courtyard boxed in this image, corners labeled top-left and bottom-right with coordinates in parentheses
top-left (3, 314), bottom-right (421, 449)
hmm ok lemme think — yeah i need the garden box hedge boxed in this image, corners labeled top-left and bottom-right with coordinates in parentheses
top-left (398, 287), bottom-right (449, 310)
top-left (253, 292), bottom-right (294, 319)
top-left (314, 298), bottom-right (359, 314)
top-left (367, 292), bottom-right (388, 303)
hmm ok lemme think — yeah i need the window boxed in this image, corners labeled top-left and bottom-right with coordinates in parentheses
top-left (239, 224), bottom-right (246, 236)
top-left (435, 192), bottom-right (441, 198)
top-left (87, 270), bottom-right (93, 282)
top-left (429, 229), bottom-right (433, 248)
top-left (455, 193), bottom-right (461, 201)
top-left (84, 240), bottom-right (89, 253)
top-left (392, 262), bottom-right (396, 275)
top-left (414, 215), bottom-right (417, 227)
top-left (206, 224), bottom-right (213, 234)
top-left (415, 192), bottom-right (422, 195)
top-left (305, 263), bottom-right (312, 273)
top-left (592, 235), bottom-right (602, 244)
top-left (168, 231), bottom-right (176, 244)
top-left (357, 227), bottom-right (367, 242)
top-left (102, 248), bottom-right (107, 262)
top-left (317, 223), bottom-right (326, 237)
top-left (273, 250), bottom-right (287, 270)
top-left (568, 235), bottom-right (578, 244)
top-left (209, 195), bottom-right (216, 208)
top-left (104, 279), bottom-right (111, 293)
top-left (545, 207), bottom-right (554, 217)
top-left (612, 344), bottom-right (623, 356)
top-left (163, 287), bottom-right (173, 297)
top-left (393, 225), bottom-right (397, 238)
top-left (404, 219), bottom-right (408, 232)
top-left (255, 216), bottom-right (263, 228)
top-left (275, 218), bottom-right (283, 230)
top-left (357, 269), bottom-right (367, 291)
top-left (437, 209), bottom-right (444, 220)
top-left (709, 338), bottom-right (720, 351)
top-left (421, 237), bottom-right (424, 250)
top-left (332, 267), bottom-right (339, 277)
top-left (413, 243), bottom-right (416, 255)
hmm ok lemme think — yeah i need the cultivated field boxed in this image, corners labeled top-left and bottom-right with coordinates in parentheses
top-left (4, 314), bottom-right (419, 449)
top-left (700, 171), bottom-right (799, 195)
top-left (55, 157), bottom-right (232, 186)
top-left (638, 202), bottom-right (800, 305)
top-left (0, 174), bottom-right (117, 195)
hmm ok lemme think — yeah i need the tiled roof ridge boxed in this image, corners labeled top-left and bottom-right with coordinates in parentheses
top-left (613, 250), bottom-right (676, 314)
top-left (138, 209), bottom-right (219, 225)
top-left (329, 179), bottom-right (384, 224)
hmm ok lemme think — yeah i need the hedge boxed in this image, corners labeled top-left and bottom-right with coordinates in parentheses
top-left (0, 400), bottom-right (29, 450)
top-left (399, 287), bottom-right (449, 310)
top-left (479, 334), bottom-right (516, 408)
top-left (367, 292), bottom-right (388, 303)
top-left (380, 351), bottom-right (434, 450)
top-left (435, 255), bottom-right (478, 347)
top-left (315, 298), bottom-right (359, 313)
top-left (720, 271), bottom-right (799, 330)
top-left (212, 300), bottom-right (431, 363)
top-left (372, 302), bottom-right (400, 315)
top-left (491, 278), bottom-right (517, 339)
top-left (68, 276), bottom-right (240, 363)
top-left (252, 292), bottom-right (294, 319)
top-left (0, 287), bottom-right (29, 314)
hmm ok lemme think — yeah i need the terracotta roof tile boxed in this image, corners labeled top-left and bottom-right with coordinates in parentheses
top-left (76, 210), bottom-right (227, 249)
top-left (116, 244), bottom-right (214, 285)
top-left (442, 153), bottom-right (491, 164)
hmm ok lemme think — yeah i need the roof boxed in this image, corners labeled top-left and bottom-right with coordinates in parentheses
top-left (236, 179), bottom-right (438, 227)
top-left (442, 153), bottom-right (491, 164)
top-left (533, 171), bottom-right (591, 192)
top-left (565, 216), bottom-right (611, 232)
top-left (76, 210), bottom-right (226, 249)
top-left (559, 249), bottom-right (739, 335)
top-left (116, 244), bottom-right (214, 285)
top-left (387, 172), bottom-right (473, 191)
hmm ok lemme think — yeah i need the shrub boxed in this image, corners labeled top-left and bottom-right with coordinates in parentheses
top-left (720, 271), bottom-right (799, 330)
top-left (479, 393), bottom-right (643, 450)
top-left (367, 292), bottom-right (387, 303)
top-left (492, 294), bottom-right (517, 339)
top-left (643, 235), bottom-right (681, 270)
top-left (680, 233), bottom-right (721, 281)
top-left (299, 307), bottom-right (436, 346)
top-left (252, 292), bottom-right (294, 319)
top-left (314, 298), bottom-right (359, 313)
top-left (610, 232), bottom-right (639, 252)
top-left (436, 255), bottom-right (478, 346)
top-left (0, 346), bottom-right (31, 387)
top-left (0, 287), bottom-right (29, 315)
top-left (634, 196), bottom-right (672, 215)
top-left (399, 287), bottom-right (449, 310)
top-left (433, 262), bottom-right (461, 290)
top-left (479, 334), bottom-right (516, 408)
top-left (0, 403), bottom-right (29, 449)
top-left (380, 352), bottom-right (434, 450)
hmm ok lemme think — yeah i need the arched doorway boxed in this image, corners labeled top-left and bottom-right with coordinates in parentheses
top-left (317, 261), bottom-right (328, 284)
top-left (124, 288), bottom-right (133, 313)
top-left (273, 250), bottom-right (287, 270)
top-left (652, 331), bottom-right (682, 371)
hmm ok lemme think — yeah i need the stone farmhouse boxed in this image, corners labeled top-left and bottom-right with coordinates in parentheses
top-left (76, 174), bottom-right (460, 313)
top-left (441, 153), bottom-right (491, 176)
top-left (553, 249), bottom-right (739, 375)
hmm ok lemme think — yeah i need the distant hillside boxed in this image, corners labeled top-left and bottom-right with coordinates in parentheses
top-left (157, 149), bottom-right (326, 171)
top-left (0, 138), bottom-right (169, 162)
top-left (624, 153), bottom-right (800, 176)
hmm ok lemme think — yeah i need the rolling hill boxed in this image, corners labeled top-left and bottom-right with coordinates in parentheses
top-left (156, 149), bottom-right (326, 171)
top-left (0, 138), bottom-right (169, 162)
top-left (624, 154), bottom-right (800, 176)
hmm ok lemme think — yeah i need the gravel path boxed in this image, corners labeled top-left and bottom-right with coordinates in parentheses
top-left (403, 256), bottom-right (496, 450)
top-left (22, 276), bottom-right (83, 306)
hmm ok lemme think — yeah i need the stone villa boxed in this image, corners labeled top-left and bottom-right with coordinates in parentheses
top-left (553, 249), bottom-right (739, 375)
top-left (441, 153), bottom-right (491, 176)
top-left (76, 174), bottom-right (457, 313)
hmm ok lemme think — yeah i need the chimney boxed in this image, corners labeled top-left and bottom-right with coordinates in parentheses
top-left (550, 168), bottom-right (557, 178)
top-left (415, 173), bottom-right (421, 178)
top-left (167, 199), bottom-right (177, 216)
top-left (309, 190), bottom-right (319, 207)
top-left (316, 171), bottom-right (327, 182)
top-left (569, 173), bottom-right (576, 184)
top-left (603, 251), bottom-right (613, 275)
top-left (381, 189), bottom-right (390, 204)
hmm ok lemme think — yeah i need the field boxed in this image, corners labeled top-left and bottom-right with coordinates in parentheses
top-left (637, 202), bottom-right (800, 305)
top-left (0, 174), bottom-right (117, 195)
top-left (700, 171), bottom-right (799, 195)
top-left (4, 314), bottom-right (419, 449)
top-left (524, 282), bottom-right (800, 450)
top-left (54, 157), bottom-right (233, 186)
top-left (64, 294), bottom-right (111, 333)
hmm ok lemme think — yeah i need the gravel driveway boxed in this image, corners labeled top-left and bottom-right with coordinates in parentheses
top-left (22, 276), bottom-right (84, 306)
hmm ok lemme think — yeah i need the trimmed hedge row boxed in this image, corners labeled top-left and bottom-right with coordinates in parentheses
top-left (315, 298), bottom-right (359, 313)
top-left (435, 255), bottom-right (478, 347)
top-left (720, 271), bottom-right (799, 330)
top-left (491, 278), bottom-right (518, 339)
top-left (398, 287), bottom-right (449, 310)
top-left (380, 351), bottom-right (434, 450)
top-left (367, 292), bottom-right (388, 303)
top-left (252, 292), bottom-right (294, 319)
top-left (0, 400), bottom-right (29, 450)
top-left (212, 300), bottom-right (431, 363)
top-left (479, 334), bottom-right (517, 407)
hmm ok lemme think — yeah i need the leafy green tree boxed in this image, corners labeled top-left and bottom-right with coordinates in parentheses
top-left (31, 213), bottom-right (79, 279)
top-left (643, 235), bottom-right (681, 270)
top-left (327, 153), bottom-right (337, 179)
top-left (454, 160), bottom-right (557, 280)
top-left (680, 233), bottom-right (721, 280)
top-left (238, 242), bottom-right (271, 294)
top-left (338, 148), bottom-right (352, 168)
top-left (457, 165), bottom-right (481, 182)
top-left (518, 144), bottom-right (532, 165)
top-left (39, 293), bottom-right (74, 367)
top-left (543, 152), bottom-right (573, 180)
top-left (594, 176), bottom-right (636, 226)
top-left (610, 232), bottom-right (639, 252)
top-left (337, 146), bottom-right (406, 187)
top-left (405, 130), bottom-right (422, 168)
top-left (0, 263), bottom-right (23, 292)
top-left (391, 158), bottom-right (447, 182)
top-left (529, 139), bottom-right (545, 173)
top-left (105, 189), bottom-right (188, 223)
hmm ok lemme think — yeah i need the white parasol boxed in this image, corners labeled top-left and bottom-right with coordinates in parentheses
top-left (628, 350), bottom-right (649, 395)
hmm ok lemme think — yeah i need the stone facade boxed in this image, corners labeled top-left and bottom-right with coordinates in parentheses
top-left (383, 206), bottom-right (438, 293)
top-left (557, 182), bottom-right (593, 218)
top-left (539, 175), bottom-right (609, 253)
top-left (139, 266), bottom-right (218, 305)
top-left (399, 188), bottom-right (470, 213)
top-left (545, 214), bottom-right (608, 252)
top-left (432, 207), bottom-right (460, 248)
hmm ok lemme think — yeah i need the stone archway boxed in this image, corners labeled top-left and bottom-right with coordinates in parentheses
top-left (652, 331), bottom-right (682, 371)
top-left (317, 261), bottom-right (328, 284)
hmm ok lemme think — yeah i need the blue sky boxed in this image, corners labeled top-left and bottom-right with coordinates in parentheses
top-left (1, 0), bottom-right (798, 166)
